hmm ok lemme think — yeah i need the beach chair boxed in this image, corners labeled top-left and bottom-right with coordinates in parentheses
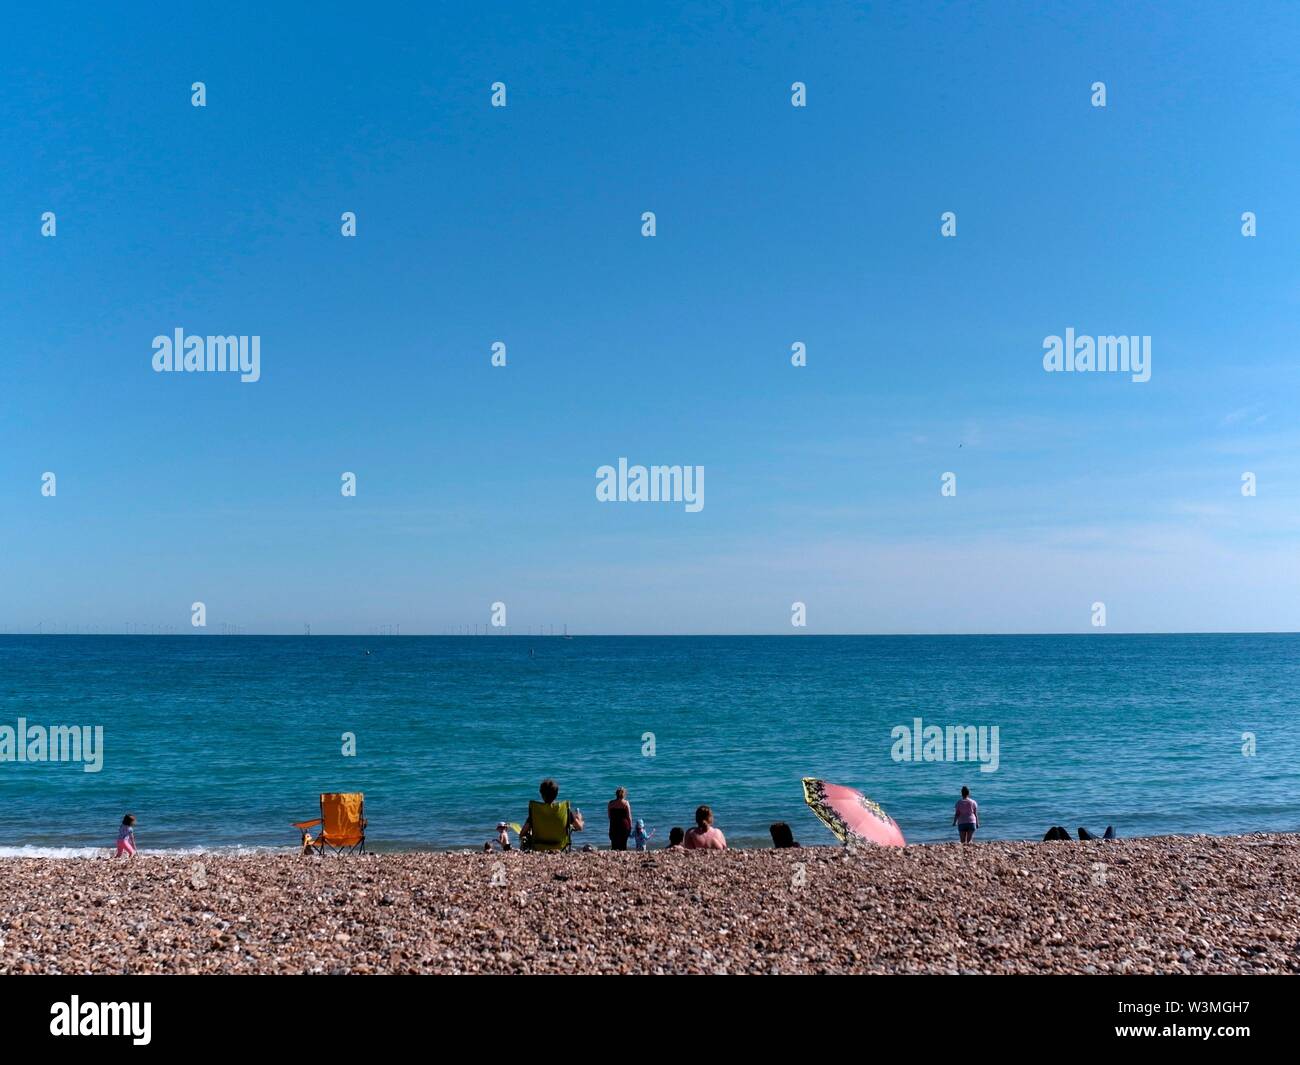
top-left (522, 799), bottom-right (571, 852)
top-left (292, 792), bottom-right (366, 855)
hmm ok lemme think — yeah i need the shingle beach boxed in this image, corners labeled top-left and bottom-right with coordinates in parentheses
top-left (2, 834), bottom-right (1297, 974)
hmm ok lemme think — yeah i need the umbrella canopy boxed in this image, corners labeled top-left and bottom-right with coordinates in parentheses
top-left (802, 778), bottom-right (906, 847)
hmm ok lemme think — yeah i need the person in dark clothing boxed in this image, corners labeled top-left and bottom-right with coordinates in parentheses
top-left (1043, 825), bottom-right (1115, 841)
top-left (607, 786), bottom-right (632, 850)
top-left (769, 821), bottom-right (800, 848)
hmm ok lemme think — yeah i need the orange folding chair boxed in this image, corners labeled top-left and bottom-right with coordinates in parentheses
top-left (292, 792), bottom-right (367, 855)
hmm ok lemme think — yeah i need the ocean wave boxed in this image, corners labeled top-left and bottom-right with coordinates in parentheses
top-left (0, 844), bottom-right (288, 859)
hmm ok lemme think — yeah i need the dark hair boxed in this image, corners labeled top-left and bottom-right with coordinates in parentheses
top-left (122, 813), bottom-right (136, 826)
top-left (961, 786), bottom-right (970, 798)
top-left (615, 787), bottom-right (626, 799)
top-left (668, 827), bottom-right (684, 845)
top-left (694, 805), bottom-right (712, 828)
top-left (539, 778), bottom-right (559, 802)
top-left (769, 821), bottom-right (796, 848)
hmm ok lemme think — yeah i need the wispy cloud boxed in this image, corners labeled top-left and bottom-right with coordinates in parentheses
top-left (1220, 406), bottom-right (1268, 428)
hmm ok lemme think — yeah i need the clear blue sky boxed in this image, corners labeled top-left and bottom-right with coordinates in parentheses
top-left (2, 2), bottom-right (1298, 634)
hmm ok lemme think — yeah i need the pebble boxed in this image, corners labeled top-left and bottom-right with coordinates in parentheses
top-left (0, 835), bottom-right (1296, 974)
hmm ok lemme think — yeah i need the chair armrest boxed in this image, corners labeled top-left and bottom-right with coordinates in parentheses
top-left (292, 819), bottom-right (323, 830)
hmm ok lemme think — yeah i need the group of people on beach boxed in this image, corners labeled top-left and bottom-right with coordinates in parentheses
top-left (110, 784), bottom-right (1120, 854)
top-left (112, 783), bottom-right (976, 856)
top-left (487, 779), bottom-right (803, 853)
top-left (113, 783), bottom-right (1079, 855)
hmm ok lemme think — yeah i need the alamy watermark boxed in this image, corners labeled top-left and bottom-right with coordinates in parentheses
top-left (890, 717), bottom-right (999, 773)
top-left (1042, 328), bottom-right (1150, 383)
top-left (0, 718), bottom-right (104, 773)
top-left (50, 997), bottom-right (150, 1045)
top-left (152, 328), bottom-right (261, 383)
top-left (596, 458), bottom-right (704, 512)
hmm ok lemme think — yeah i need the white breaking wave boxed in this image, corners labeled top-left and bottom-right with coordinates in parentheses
top-left (0, 844), bottom-right (289, 859)
top-left (0, 846), bottom-right (109, 859)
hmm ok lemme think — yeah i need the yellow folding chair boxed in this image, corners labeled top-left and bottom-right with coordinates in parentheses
top-left (522, 799), bottom-right (571, 852)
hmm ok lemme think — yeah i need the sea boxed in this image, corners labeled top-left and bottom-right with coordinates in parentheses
top-left (0, 634), bottom-right (1296, 855)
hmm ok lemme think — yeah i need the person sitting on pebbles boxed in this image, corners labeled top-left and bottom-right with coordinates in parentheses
top-left (519, 777), bottom-right (584, 852)
top-left (683, 805), bottom-right (727, 850)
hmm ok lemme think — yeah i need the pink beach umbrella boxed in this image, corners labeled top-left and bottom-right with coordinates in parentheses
top-left (802, 777), bottom-right (906, 847)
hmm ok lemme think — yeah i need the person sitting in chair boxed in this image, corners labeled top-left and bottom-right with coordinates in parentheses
top-left (520, 778), bottom-right (584, 852)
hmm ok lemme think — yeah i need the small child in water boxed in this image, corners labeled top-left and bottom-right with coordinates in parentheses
top-left (496, 821), bottom-right (512, 850)
top-left (666, 826), bottom-right (686, 851)
top-left (115, 814), bottom-right (137, 857)
top-left (630, 819), bottom-right (653, 851)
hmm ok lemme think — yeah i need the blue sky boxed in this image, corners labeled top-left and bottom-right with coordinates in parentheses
top-left (2, 1), bottom-right (1298, 634)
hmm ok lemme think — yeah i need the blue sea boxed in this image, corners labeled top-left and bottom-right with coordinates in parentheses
top-left (0, 635), bottom-right (1296, 854)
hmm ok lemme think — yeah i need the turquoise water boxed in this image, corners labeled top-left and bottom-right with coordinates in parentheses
top-left (0, 635), bottom-right (1296, 853)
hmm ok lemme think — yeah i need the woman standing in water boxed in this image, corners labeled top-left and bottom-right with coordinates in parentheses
top-left (953, 786), bottom-right (979, 844)
top-left (607, 786), bottom-right (632, 850)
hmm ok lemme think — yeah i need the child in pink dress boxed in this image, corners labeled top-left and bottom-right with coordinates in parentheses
top-left (115, 814), bottom-right (137, 857)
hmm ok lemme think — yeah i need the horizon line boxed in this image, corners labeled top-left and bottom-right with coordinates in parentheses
top-left (2, 631), bottom-right (1298, 639)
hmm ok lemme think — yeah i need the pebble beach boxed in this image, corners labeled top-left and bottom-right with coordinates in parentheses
top-left (2, 834), bottom-right (1297, 975)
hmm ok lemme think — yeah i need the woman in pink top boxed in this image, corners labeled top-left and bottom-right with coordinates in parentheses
top-left (683, 805), bottom-right (727, 850)
top-left (953, 786), bottom-right (978, 844)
